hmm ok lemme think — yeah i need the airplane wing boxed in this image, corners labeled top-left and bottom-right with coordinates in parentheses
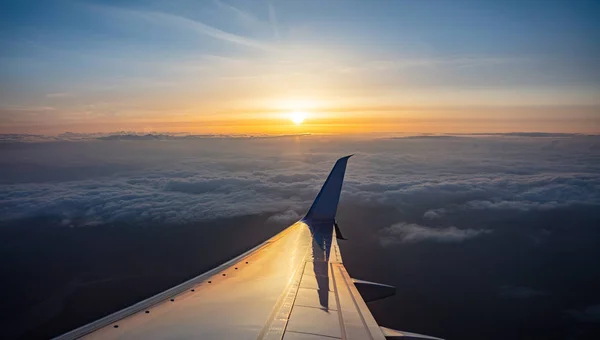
top-left (56, 156), bottom-right (442, 340)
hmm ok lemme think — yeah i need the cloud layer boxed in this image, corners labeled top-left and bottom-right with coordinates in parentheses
top-left (1, 134), bottom-right (599, 229)
top-left (379, 223), bottom-right (491, 245)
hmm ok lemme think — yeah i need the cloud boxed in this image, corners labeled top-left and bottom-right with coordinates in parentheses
top-left (214, 0), bottom-right (261, 27)
top-left (0, 134), bottom-right (58, 143)
top-left (568, 304), bottom-right (600, 323)
top-left (465, 199), bottom-right (560, 211)
top-left (342, 56), bottom-right (525, 74)
top-left (270, 173), bottom-right (319, 183)
top-left (94, 4), bottom-right (272, 50)
top-left (0, 132), bottom-right (313, 143)
top-left (423, 208), bottom-right (445, 219)
top-left (0, 134), bottom-right (598, 231)
top-left (268, 1), bottom-right (279, 39)
top-left (379, 223), bottom-right (491, 246)
top-left (0, 105), bottom-right (55, 112)
top-left (163, 178), bottom-right (259, 195)
top-left (499, 285), bottom-right (547, 299)
top-left (98, 134), bottom-right (173, 141)
top-left (463, 132), bottom-right (588, 138)
top-left (266, 210), bottom-right (301, 224)
top-left (45, 92), bottom-right (73, 98)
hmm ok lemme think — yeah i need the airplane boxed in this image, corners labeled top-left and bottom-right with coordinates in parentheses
top-left (55, 156), bottom-right (443, 340)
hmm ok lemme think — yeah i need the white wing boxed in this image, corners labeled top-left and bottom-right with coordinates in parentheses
top-left (56, 156), bottom-right (442, 340)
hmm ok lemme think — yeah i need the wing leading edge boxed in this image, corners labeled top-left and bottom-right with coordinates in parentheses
top-left (56, 156), bottom-right (443, 340)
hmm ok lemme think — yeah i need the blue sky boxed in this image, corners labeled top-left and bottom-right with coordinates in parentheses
top-left (1, 0), bottom-right (599, 134)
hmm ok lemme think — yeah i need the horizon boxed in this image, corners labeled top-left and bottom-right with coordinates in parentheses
top-left (2, 130), bottom-right (599, 143)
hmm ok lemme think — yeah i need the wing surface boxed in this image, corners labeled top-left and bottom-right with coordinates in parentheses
top-left (56, 156), bottom-right (441, 340)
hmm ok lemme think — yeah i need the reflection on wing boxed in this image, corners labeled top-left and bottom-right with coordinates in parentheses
top-left (55, 156), bottom-right (444, 340)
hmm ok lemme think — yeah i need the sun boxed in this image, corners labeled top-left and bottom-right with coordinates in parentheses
top-left (290, 111), bottom-right (307, 125)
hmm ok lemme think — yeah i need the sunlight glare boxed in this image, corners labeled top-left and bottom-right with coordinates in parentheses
top-left (290, 111), bottom-right (307, 125)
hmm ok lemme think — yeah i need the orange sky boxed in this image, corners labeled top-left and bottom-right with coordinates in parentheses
top-left (4, 105), bottom-right (598, 136)
top-left (2, 1), bottom-right (599, 135)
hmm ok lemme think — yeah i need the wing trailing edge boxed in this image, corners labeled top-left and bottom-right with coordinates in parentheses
top-left (380, 326), bottom-right (445, 340)
top-left (352, 278), bottom-right (396, 302)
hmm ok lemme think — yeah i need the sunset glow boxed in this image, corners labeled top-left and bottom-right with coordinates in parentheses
top-left (0, 1), bottom-right (598, 135)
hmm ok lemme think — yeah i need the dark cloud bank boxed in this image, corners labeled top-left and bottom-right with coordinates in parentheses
top-left (1, 134), bottom-right (600, 339)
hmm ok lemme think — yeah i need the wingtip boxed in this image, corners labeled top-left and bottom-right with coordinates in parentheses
top-left (337, 154), bottom-right (353, 162)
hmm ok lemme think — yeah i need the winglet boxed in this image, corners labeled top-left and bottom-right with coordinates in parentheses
top-left (303, 155), bottom-right (352, 223)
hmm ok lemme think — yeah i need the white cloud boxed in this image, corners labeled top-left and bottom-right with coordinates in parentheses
top-left (1, 134), bottom-right (599, 231)
top-left (266, 210), bottom-right (301, 224)
top-left (93, 4), bottom-right (272, 50)
top-left (423, 208), bottom-right (445, 219)
top-left (379, 223), bottom-right (491, 246)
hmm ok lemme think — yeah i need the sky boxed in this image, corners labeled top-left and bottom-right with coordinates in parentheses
top-left (1, 0), bottom-right (599, 134)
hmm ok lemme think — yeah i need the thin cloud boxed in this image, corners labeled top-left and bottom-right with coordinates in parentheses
top-left (93, 4), bottom-right (272, 50)
top-left (143, 10), bottom-right (270, 50)
top-left (268, 1), bottom-right (280, 39)
top-left (266, 210), bottom-right (300, 224)
top-left (45, 92), bottom-right (73, 98)
top-left (423, 208), bottom-right (445, 219)
top-left (214, 0), bottom-right (264, 29)
top-left (0, 105), bottom-right (55, 111)
top-left (379, 223), bottom-right (491, 246)
top-left (340, 56), bottom-right (526, 74)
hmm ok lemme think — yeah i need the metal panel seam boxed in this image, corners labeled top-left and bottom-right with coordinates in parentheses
top-left (330, 263), bottom-right (347, 340)
top-left (54, 223), bottom-right (303, 340)
top-left (336, 266), bottom-right (374, 340)
top-left (258, 230), bottom-right (311, 340)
